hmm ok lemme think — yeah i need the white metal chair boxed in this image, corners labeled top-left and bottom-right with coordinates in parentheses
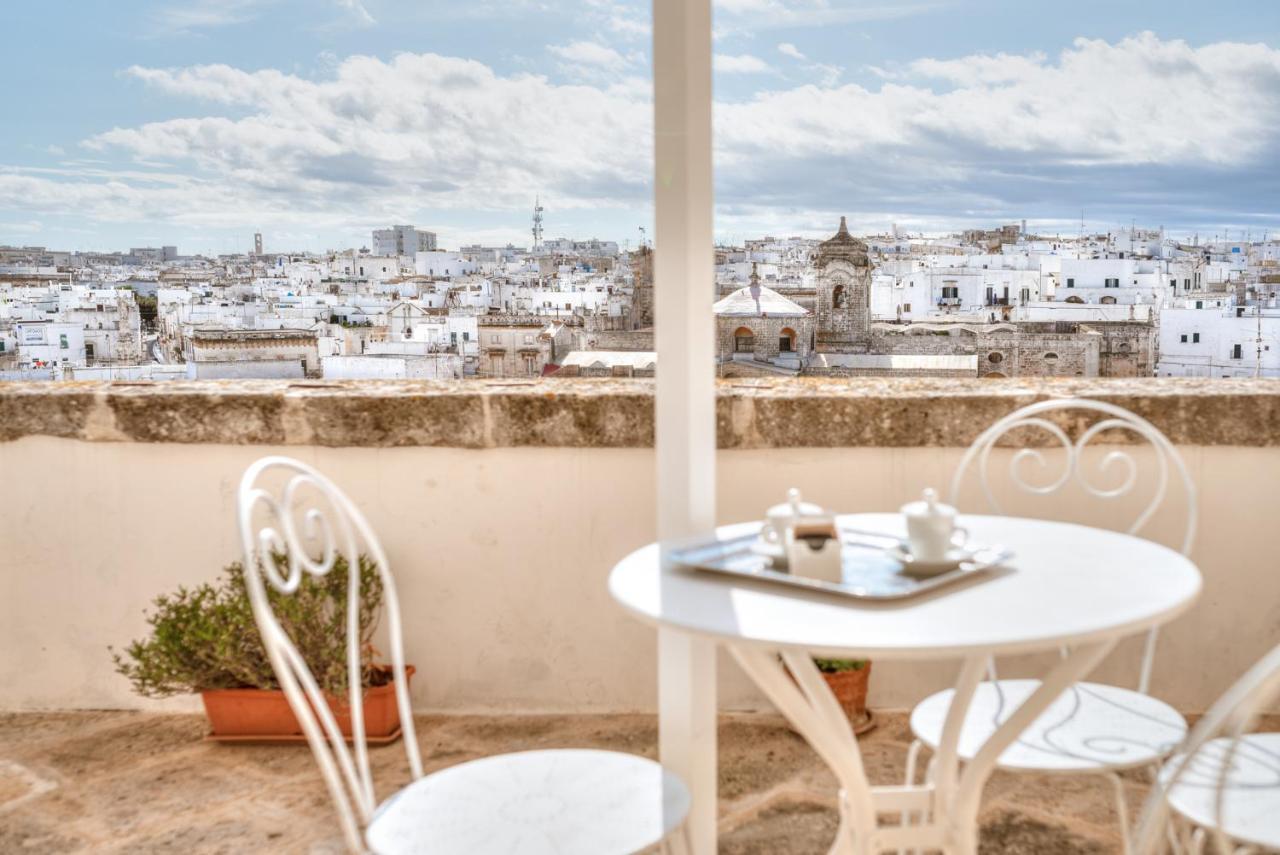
top-left (903, 398), bottom-right (1197, 854)
top-left (238, 456), bottom-right (691, 854)
top-left (1133, 643), bottom-right (1280, 854)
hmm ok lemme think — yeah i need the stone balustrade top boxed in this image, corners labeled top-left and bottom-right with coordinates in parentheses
top-left (0, 377), bottom-right (1276, 448)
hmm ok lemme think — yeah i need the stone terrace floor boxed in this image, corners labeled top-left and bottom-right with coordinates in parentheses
top-left (1, 710), bottom-right (1177, 853)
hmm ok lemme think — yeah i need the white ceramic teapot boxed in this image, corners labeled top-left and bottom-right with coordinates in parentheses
top-left (899, 488), bottom-right (968, 563)
top-left (760, 488), bottom-right (827, 548)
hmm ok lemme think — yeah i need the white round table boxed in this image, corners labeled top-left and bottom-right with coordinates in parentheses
top-left (609, 514), bottom-right (1202, 855)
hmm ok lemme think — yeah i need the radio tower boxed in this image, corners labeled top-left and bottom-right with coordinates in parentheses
top-left (532, 196), bottom-right (545, 252)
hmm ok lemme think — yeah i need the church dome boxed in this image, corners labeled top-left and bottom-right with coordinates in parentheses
top-left (713, 285), bottom-right (808, 317)
top-left (816, 216), bottom-right (869, 269)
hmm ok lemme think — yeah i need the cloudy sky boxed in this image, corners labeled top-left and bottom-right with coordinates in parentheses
top-left (3, 0), bottom-right (1279, 254)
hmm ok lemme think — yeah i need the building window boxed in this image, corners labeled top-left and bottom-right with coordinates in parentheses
top-left (1195, 301), bottom-right (1203, 309)
top-left (1193, 333), bottom-right (1200, 343)
top-left (524, 334), bottom-right (535, 345)
top-left (1180, 334), bottom-right (1188, 343)
top-left (733, 327), bottom-right (755, 353)
top-left (1232, 344), bottom-right (1243, 359)
top-left (490, 334), bottom-right (501, 344)
top-left (59, 334), bottom-right (68, 349)
top-left (903, 303), bottom-right (911, 313)
top-left (1066, 278), bottom-right (1075, 288)
top-left (1044, 352), bottom-right (1058, 361)
top-left (988, 352), bottom-right (1004, 364)
top-left (779, 327), bottom-right (797, 353)
top-left (1185, 279), bottom-right (1191, 290)
top-left (832, 285), bottom-right (845, 308)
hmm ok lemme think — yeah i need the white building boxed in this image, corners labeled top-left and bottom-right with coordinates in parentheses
top-left (13, 321), bottom-right (86, 368)
top-left (372, 225), bottom-right (437, 257)
top-left (321, 353), bottom-right (462, 380)
top-left (1157, 299), bottom-right (1280, 378)
top-left (414, 252), bottom-right (476, 278)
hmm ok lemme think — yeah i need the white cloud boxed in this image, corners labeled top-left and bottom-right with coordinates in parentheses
top-left (335, 0), bottom-right (376, 27)
top-left (777, 42), bottom-right (806, 61)
top-left (548, 40), bottom-right (631, 72)
top-left (717, 33), bottom-right (1280, 167)
top-left (149, 0), bottom-right (268, 35)
top-left (714, 54), bottom-right (772, 74)
top-left (584, 0), bottom-right (650, 38)
top-left (713, 0), bottom-right (947, 33)
top-left (5, 33), bottom-right (1280, 236)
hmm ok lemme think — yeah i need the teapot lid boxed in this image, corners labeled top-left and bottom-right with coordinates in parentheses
top-left (901, 487), bottom-right (955, 518)
top-left (766, 487), bottom-right (825, 518)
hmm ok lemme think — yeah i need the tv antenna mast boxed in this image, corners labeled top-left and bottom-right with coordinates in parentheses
top-left (532, 196), bottom-right (545, 252)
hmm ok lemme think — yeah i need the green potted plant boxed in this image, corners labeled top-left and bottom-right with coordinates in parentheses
top-left (813, 658), bottom-right (874, 734)
top-left (111, 555), bottom-right (413, 743)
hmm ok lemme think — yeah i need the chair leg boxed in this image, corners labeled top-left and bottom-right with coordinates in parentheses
top-left (1106, 771), bottom-right (1133, 855)
top-left (662, 823), bottom-right (693, 855)
top-left (895, 740), bottom-right (925, 855)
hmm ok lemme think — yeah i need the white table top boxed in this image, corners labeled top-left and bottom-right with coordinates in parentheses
top-left (609, 514), bottom-right (1202, 660)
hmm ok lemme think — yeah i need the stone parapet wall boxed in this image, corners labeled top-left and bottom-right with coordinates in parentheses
top-left (1, 378), bottom-right (1279, 448)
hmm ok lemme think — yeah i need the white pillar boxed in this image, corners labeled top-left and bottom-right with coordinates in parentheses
top-left (653, 0), bottom-right (718, 851)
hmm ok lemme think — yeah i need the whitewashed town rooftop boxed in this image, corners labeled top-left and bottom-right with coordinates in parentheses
top-left (2, 216), bottom-right (1279, 383)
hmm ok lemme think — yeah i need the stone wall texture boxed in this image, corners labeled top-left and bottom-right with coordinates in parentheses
top-left (1, 378), bottom-right (1279, 448)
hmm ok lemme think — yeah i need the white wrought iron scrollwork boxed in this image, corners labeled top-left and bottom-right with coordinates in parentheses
top-left (238, 456), bottom-right (421, 854)
top-left (952, 400), bottom-right (1194, 558)
top-left (952, 398), bottom-right (1197, 697)
top-left (1133, 643), bottom-right (1280, 854)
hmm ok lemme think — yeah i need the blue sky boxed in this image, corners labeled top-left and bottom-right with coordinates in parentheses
top-left (2, 0), bottom-right (1279, 254)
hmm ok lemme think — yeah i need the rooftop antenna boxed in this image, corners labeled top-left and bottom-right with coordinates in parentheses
top-left (532, 196), bottom-right (544, 252)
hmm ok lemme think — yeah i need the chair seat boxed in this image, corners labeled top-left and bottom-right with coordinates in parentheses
top-left (365, 749), bottom-right (690, 855)
top-left (1162, 733), bottom-right (1280, 849)
top-left (910, 679), bottom-right (1187, 773)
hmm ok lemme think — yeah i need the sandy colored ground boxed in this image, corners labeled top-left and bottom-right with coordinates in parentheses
top-left (0, 710), bottom-right (1163, 853)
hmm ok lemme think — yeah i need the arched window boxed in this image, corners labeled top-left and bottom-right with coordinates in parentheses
top-left (1100, 295), bottom-right (1117, 305)
top-left (779, 327), bottom-right (797, 353)
top-left (1044, 352), bottom-right (1058, 360)
top-left (1065, 295), bottom-right (1085, 304)
top-left (988, 352), bottom-right (1004, 364)
top-left (832, 285), bottom-right (845, 309)
top-left (733, 326), bottom-right (755, 353)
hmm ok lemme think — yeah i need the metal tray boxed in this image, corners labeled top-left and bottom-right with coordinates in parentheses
top-left (670, 529), bottom-right (1013, 601)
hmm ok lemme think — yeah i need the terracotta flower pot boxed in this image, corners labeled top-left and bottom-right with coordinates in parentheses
top-left (820, 662), bottom-right (875, 735)
top-left (201, 666), bottom-right (413, 743)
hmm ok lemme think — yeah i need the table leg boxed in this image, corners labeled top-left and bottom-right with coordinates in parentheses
top-left (731, 646), bottom-right (876, 854)
top-left (659, 627), bottom-right (718, 855)
top-left (946, 640), bottom-right (1118, 855)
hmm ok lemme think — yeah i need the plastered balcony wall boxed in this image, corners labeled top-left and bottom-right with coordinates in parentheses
top-left (1, 378), bottom-right (1277, 713)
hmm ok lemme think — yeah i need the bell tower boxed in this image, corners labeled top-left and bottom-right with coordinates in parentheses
top-left (815, 216), bottom-right (871, 349)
